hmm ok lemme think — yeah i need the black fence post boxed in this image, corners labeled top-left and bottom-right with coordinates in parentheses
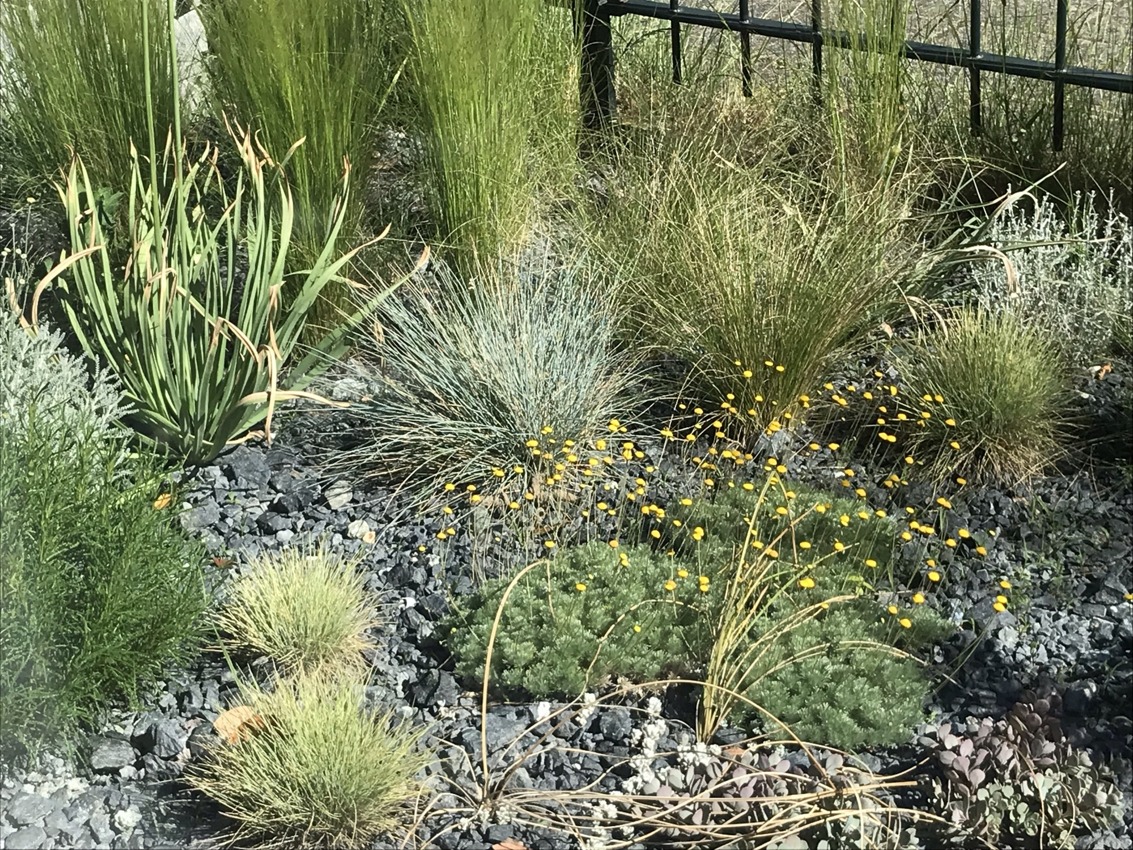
top-left (578, 0), bottom-right (617, 133)
top-left (670, 0), bottom-right (683, 84)
top-left (811, 0), bottom-right (823, 103)
top-left (739, 0), bottom-right (753, 97)
top-left (1053, 0), bottom-right (1068, 151)
top-left (969, 0), bottom-right (982, 137)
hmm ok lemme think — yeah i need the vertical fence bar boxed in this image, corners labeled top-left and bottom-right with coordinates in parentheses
top-left (811, 0), bottom-right (823, 103)
top-left (739, 0), bottom-right (752, 96)
top-left (969, 0), bottom-right (982, 136)
top-left (670, 0), bottom-right (682, 84)
top-left (1053, 0), bottom-right (1068, 150)
top-left (578, 0), bottom-right (617, 133)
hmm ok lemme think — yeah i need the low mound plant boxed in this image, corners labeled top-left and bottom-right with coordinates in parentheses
top-left (667, 478), bottom-right (904, 586)
top-left (893, 306), bottom-right (1073, 484)
top-left (737, 602), bottom-right (941, 750)
top-left (215, 545), bottom-right (377, 675)
top-left (188, 668), bottom-right (427, 849)
top-left (333, 255), bottom-right (643, 509)
top-left (0, 318), bottom-right (207, 760)
top-left (918, 689), bottom-right (1126, 847)
top-left (695, 476), bottom-right (951, 745)
top-left (450, 468), bottom-right (952, 750)
top-left (450, 541), bottom-right (712, 696)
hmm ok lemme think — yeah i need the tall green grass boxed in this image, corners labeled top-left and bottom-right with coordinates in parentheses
top-left (200, 0), bottom-right (405, 283)
top-left (404, 0), bottom-right (577, 268)
top-left (822, 0), bottom-right (910, 183)
top-left (0, 0), bottom-right (175, 193)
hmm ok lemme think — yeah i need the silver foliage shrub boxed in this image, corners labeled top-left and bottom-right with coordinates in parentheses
top-left (0, 317), bottom-right (129, 451)
top-left (970, 191), bottom-right (1132, 367)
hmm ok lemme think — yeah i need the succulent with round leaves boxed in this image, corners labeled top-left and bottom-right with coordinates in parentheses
top-left (917, 689), bottom-right (1124, 847)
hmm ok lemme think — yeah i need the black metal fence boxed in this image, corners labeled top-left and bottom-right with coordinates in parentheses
top-left (576, 0), bottom-right (1133, 150)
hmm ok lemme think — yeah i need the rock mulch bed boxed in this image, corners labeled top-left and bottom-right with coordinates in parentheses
top-left (2, 377), bottom-right (1131, 849)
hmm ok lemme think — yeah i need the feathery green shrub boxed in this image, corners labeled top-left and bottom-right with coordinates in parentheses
top-left (0, 319), bottom-right (207, 761)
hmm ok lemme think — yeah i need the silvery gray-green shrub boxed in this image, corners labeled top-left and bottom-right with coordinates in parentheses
top-left (971, 191), bottom-right (1132, 367)
top-left (0, 317), bottom-right (128, 451)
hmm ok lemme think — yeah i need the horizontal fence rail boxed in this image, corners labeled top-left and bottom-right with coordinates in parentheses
top-left (576, 0), bottom-right (1133, 150)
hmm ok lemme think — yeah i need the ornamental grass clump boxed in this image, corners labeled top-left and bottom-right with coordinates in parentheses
top-left (405, 0), bottom-right (575, 265)
top-left (0, 318), bottom-right (207, 761)
top-left (200, 0), bottom-right (405, 284)
top-left (0, 0), bottom-right (175, 193)
top-left (593, 143), bottom-right (922, 438)
top-left (335, 254), bottom-right (642, 507)
top-left (894, 306), bottom-right (1073, 485)
top-left (215, 545), bottom-right (377, 675)
top-left (187, 668), bottom-right (427, 850)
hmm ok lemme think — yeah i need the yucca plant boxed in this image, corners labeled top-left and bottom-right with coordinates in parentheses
top-left (40, 0), bottom-right (395, 468)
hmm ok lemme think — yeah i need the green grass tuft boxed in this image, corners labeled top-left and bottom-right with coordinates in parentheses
top-left (895, 306), bottom-right (1073, 485)
top-left (215, 545), bottom-right (378, 675)
top-left (187, 668), bottom-right (427, 849)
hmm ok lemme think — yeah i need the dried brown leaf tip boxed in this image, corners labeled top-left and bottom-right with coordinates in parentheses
top-left (213, 705), bottom-right (265, 745)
